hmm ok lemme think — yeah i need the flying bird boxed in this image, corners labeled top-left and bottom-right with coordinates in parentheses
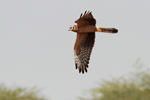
top-left (69, 11), bottom-right (118, 74)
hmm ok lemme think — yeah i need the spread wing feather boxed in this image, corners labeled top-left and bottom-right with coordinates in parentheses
top-left (74, 32), bottom-right (95, 74)
top-left (75, 11), bottom-right (96, 26)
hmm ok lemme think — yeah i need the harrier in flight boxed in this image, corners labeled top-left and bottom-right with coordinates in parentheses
top-left (69, 11), bottom-right (118, 74)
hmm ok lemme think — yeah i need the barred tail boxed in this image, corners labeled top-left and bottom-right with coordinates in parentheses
top-left (96, 27), bottom-right (118, 33)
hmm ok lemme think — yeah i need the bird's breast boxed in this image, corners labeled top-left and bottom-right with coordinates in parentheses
top-left (78, 25), bottom-right (96, 33)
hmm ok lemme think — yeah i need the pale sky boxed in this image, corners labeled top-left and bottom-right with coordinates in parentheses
top-left (0, 0), bottom-right (150, 100)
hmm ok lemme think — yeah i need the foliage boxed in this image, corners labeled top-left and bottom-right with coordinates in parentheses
top-left (0, 85), bottom-right (48, 100)
top-left (78, 60), bottom-right (150, 100)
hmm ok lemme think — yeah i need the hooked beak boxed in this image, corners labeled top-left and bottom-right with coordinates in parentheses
top-left (68, 28), bottom-right (71, 31)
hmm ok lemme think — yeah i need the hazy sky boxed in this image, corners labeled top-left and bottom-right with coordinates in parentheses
top-left (0, 0), bottom-right (150, 100)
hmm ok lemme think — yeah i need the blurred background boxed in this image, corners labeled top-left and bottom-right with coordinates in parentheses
top-left (0, 0), bottom-right (150, 100)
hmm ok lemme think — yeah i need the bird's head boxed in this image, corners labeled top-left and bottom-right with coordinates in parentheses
top-left (68, 25), bottom-right (78, 32)
top-left (68, 26), bottom-right (74, 31)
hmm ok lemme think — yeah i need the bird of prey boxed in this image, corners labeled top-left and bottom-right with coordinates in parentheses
top-left (69, 11), bottom-right (118, 74)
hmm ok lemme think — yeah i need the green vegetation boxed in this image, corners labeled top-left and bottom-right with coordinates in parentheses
top-left (78, 60), bottom-right (150, 100)
top-left (0, 85), bottom-right (47, 100)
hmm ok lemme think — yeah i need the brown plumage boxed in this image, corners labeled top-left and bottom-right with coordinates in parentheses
top-left (69, 11), bottom-right (118, 74)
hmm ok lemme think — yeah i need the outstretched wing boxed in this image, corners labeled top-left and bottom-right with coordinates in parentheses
top-left (74, 32), bottom-right (95, 74)
top-left (75, 11), bottom-right (96, 27)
